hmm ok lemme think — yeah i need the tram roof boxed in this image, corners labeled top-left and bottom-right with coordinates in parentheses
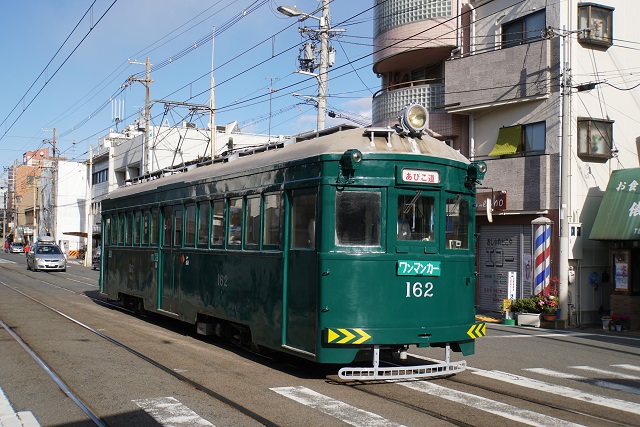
top-left (105, 126), bottom-right (470, 202)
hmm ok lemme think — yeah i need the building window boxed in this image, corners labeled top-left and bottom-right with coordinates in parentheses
top-left (578, 3), bottom-right (613, 47)
top-left (502, 10), bottom-right (546, 48)
top-left (577, 118), bottom-right (613, 161)
top-left (488, 121), bottom-right (546, 157)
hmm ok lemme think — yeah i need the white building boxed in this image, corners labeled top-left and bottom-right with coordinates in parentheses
top-left (89, 119), bottom-right (279, 256)
top-left (41, 160), bottom-right (88, 256)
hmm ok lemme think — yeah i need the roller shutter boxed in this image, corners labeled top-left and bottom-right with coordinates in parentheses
top-left (477, 225), bottom-right (532, 313)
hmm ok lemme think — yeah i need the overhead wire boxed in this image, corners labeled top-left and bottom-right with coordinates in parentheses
top-left (0, 0), bottom-right (120, 145)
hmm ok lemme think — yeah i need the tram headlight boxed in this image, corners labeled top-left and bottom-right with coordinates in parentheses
top-left (340, 149), bottom-right (362, 172)
top-left (467, 161), bottom-right (488, 181)
top-left (398, 104), bottom-right (428, 135)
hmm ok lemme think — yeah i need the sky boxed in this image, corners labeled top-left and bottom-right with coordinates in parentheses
top-left (0, 0), bottom-right (380, 182)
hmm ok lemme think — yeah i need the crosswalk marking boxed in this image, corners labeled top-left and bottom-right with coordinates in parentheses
top-left (569, 365), bottom-right (640, 380)
top-left (524, 368), bottom-right (640, 395)
top-left (271, 386), bottom-right (406, 427)
top-left (0, 387), bottom-right (40, 427)
top-left (132, 397), bottom-right (213, 427)
top-left (399, 380), bottom-right (584, 427)
top-left (470, 368), bottom-right (640, 415)
top-left (612, 364), bottom-right (640, 373)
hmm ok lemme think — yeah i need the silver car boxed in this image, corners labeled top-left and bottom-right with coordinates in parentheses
top-left (27, 243), bottom-right (67, 272)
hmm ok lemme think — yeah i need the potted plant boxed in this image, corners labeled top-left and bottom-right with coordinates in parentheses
top-left (609, 315), bottom-right (630, 332)
top-left (536, 295), bottom-right (558, 321)
top-left (512, 297), bottom-right (541, 327)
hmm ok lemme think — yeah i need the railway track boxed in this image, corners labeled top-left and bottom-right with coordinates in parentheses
top-left (0, 279), bottom-right (280, 426)
top-left (3, 263), bottom-right (639, 426)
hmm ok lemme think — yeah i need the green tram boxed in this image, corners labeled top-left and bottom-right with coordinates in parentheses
top-left (99, 105), bottom-right (487, 380)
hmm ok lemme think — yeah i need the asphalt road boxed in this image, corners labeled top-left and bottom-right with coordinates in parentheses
top-left (1, 252), bottom-right (639, 427)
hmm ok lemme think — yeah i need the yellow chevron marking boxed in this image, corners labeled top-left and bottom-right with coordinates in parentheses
top-left (352, 328), bottom-right (371, 344)
top-left (337, 328), bottom-right (355, 344)
top-left (327, 329), bottom-right (340, 343)
top-left (467, 323), bottom-right (486, 339)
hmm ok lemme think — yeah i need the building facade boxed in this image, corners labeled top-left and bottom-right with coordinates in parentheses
top-left (373, 0), bottom-right (639, 327)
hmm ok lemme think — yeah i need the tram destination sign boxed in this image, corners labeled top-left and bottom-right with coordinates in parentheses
top-left (399, 168), bottom-right (440, 184)
top-left (397, 260), bottom-right (441, 276)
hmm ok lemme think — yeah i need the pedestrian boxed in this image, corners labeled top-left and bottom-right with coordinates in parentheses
top-left (24, 242), bottom-right (30, 255)
top-left (3, 241), bottom-right (8, 253)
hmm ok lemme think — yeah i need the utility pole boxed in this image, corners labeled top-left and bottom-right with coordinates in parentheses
top-left (210, 27), bottom-right (217, 160)
top-left (278, 1), bottom-right (343, 131)
top-left (317, 0), bottom-right (330, 131)
top-left (125, 58), bottom-right (154, 175)
top-left (86, 144), bottom-right (93, 267)
top-left (52, 128), bottom-right (57, 240)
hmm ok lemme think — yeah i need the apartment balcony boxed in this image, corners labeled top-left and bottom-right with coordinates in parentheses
top-left (444, 40), bottom-right (556, 113)
top-left (373, 1), bottom-right (458, 73)
top-left (372, 80), bottom-right (445, 127)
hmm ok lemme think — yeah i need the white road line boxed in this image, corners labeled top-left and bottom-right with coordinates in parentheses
top-left (612, 364), bottom-right (640, 373)
top-left (271, 386), bottom-right (406, 427)
top-left (524, 368), bottom-right (640, 395)
top-left (399, 380), bottom-right (584, 427)
top-left (471, 369), bottom-right (640, 415)
top-left (569, 365), bottom-right (640, 380)
top-left (132, 397), bottom-right (214, 427)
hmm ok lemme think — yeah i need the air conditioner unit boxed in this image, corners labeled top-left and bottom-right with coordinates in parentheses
top-left (183, 122), bottom-right (196, 129)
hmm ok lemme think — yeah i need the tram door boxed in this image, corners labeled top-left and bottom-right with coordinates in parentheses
top-left (285, 191), bottom-right (318, 355)
top-left (160, 206), bottom-right (182, 313)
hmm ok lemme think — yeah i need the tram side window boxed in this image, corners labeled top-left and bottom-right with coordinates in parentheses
top-left (197, 201), bottom-right (210, 248)
top-left (228, 198), bottom-right (243, 247)
top-left (110, 215), bottom-right (117, 245)
top-left (163, 207), bottom-right (171, 247)
top-left (142, 210), bottom-right (149, 245)
top-left (446, 197), bottom-right (470, 249)
top-left (125, 212), bottom-right (132, 246)
top-left (118, 213), bottom-right (124, 245)
top-left (174, 209), bottom-right (183, 247)
top-left (245, 196), bottom-right (260, 249)
top-left (292, 193), bottom-right (316, 249)
top-left (150, 209), bottom-right (159, 245)
top-left (397, 193), bottom-right (435, 241)
top-left (335, 191), bottom-right (381, 247)
top-left (263, 193), bottom-right (283, 249)
top-left (133, 211), bottom-right (141, 245)
top-left (211, 200), bottom-right (225, 247)
top-left (185, 204), bottom-right (196, 247)
top-left (105, 217), bottom-right (111, 245)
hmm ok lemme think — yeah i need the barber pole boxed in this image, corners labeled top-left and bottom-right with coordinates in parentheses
top-left (533, 223), bottom-right (551, 295)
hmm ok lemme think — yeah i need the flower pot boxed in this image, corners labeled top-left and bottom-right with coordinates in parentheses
top-left (543, 313), bottom-right (558, 321)
top-left (615, 324), bottom-right (621, 332)
top-left (516, 313), bottom-right (541, 327)
top-left (601, 317), bottom-right (611, 330)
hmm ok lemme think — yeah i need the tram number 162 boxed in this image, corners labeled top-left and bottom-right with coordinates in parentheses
top-left (405, 281), bottom-right (434, 298)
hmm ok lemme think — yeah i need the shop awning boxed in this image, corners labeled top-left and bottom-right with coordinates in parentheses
top-left (590, 168), bottom-right (640, 240)
top-left (489, 125), bottom-right (521, 156)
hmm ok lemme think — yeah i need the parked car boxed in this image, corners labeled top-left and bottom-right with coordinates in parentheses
top-left (26, 237), bottom-right (67, 272)
top-left (9, 242), bottom-right (24, 253)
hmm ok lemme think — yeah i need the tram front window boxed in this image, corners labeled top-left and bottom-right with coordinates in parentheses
top-left (446, 196), bottom-right (470, 249)
top-left (336, 191), bottom-right (381, 247)
top-left (397, 193), bottom-right (435, 241)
